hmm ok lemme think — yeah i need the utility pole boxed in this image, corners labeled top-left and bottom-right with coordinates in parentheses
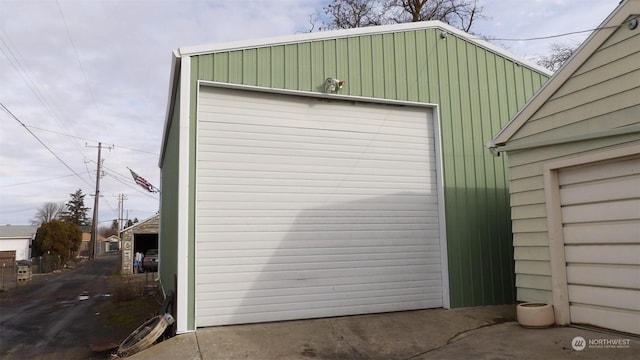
top-left (90, 143), bottom-right (102, 260)
top-left (115, 193), bottom-right (127, 234)
top-left (87, 142), bottom-right (113, 260)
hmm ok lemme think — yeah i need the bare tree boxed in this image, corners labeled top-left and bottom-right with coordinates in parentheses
top-left (536, 42), bottom-right (578, 72)
top-left (31, 202), bottom-right (65, 225)
top-left (322, 0), bottom-right (483, 32)
top-left (99, 224), bottom-right (118, 238)
top-left (323, 0), bottom-right (387, 29)
top-left (390, 0), bottom-right (482, 32)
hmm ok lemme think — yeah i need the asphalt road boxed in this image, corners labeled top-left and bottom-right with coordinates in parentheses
top-left (0, 253), bottom-right (120, 359)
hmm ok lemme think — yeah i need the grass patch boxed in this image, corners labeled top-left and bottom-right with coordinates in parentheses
top-left (98, 296), bottom-right (160, 330)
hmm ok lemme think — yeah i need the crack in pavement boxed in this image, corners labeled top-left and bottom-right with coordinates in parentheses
top-left (194, 332), bottom-right (204, 360)
top-left (329, 319), bottom-right (366, 360)
top-left (403, 321), bottom-right (505, 360)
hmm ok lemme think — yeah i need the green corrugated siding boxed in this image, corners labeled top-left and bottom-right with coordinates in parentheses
top-left (159, 89), bottom-right (180, 306)
top-left (188, 28), bottom-right (549, 308)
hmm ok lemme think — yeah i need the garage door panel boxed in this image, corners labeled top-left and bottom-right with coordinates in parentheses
top-left (200, 212), bottom-right (437, 225)
top-left (563, 221), bottom-right (640, 244)
top-left (200, 128), bottom-right (432, 151)
top-left (196, 87), bottom-right (442, 326)
top-left (566, 264), bottom-right (640, 289)
top-left (200, 122), bottom-right (430, 145)
top-left (198, 94), bottom-right (429, 125)
top-left (568, 285), bottom-right (640, 311)
top-left (558, 157), bottom-right (640, 185)
top-left (198, 96), bottom-right (431, 128)
top-left (200, 287), bottom-right (439, 310)
top-left (199, 180), bottom-right (433, 192)
top-left (200, 138), bottom-right (431, 157)
top-left (560, 174), bottom-right (640, 205)
top-left (200, 112), bottom-right (427, 138)
top-left (200, 257), bottom-right (435, 274)
top-left (561, 199), bottom-right (640, 223)
top-left (205, 214), bottom-right (436, 225)
top-left (198, 222), bottom-right (438, 234)
top-left (207, 245), bottom-right (439, 259)
top-left (195, 231), bottom-right (441, 246)
top-left (565, 244), bottom-right (640, 265)
top-left (198, 264), bottom-right (443, 284)
top-left (198, 169), bottom-right (432, 184)
top-left (202, 280), bottom-right (442, 301)
top-left (200, 274), bottom-right (443, 293)
top-left (198, 293), bottom-right (439, 317)
top-left (203, 250), bottom-right (439, 267)
top-left (197, 161), bottom-right (434, 177)
top-left (559, 155), bottom-right (640, 335)
top-left (196, 200), bottom-right (435, 212)
top-left (200, 144), bottom-right (431, 163)
top-left (197, 152), bottom-right (434, 171)
top-left (197, 192), bottom-right (435, 204)
top-left (570, 305), bottom-right (640, 335)
top-left (199, 297), bottom-right (444, 327)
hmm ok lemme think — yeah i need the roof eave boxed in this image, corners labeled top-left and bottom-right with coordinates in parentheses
top-left (158, 50), bottom-right (182, 167)
top-left (490, 0), bottom-right (639, 149)
top-left (178, 21), bottom-right (550, 75)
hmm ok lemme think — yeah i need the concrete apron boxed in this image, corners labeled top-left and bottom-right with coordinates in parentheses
top-left (129, 305), bottom-right (640, 359)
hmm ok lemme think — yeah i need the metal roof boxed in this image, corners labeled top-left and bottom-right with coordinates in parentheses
top-left (0, 225), bottom-right (38, 239)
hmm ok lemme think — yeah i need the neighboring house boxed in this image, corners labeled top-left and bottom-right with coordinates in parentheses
top-left (78, 225), bottom-right (106, 257)
top-left (79, 225), bottom-right (92, 253)
top-left (95, 235), bottom-right (120, 257)
top-left (120, 214), bottom-right (159, 275)
top-left (487, 0), bottom-right (640, 335)
top-left (0, 225), bottom-right (38, 260)
top-left (159, 21), bottom-right (551, 332)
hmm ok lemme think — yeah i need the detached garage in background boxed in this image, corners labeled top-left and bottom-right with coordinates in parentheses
top-left (488, 0), bottom-right (639, 335)
top-left (121, 214), bottom-right (159, 275)
top-left (159, 20), bottom-right (551, 332)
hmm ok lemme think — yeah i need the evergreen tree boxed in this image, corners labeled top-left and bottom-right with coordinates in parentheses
top-left (33, 220), bottom-right (82, 262)
top-left (61, 189), bottom-right (90, 226)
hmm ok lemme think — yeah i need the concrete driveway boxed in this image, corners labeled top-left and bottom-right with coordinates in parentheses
top-left (129, 305), bottom-right (639, 359)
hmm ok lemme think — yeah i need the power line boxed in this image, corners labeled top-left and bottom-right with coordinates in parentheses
top-left (0, 172), bottom-right (89, 188)
top-left (0, 101), bottom-right (92, 187)
top-left (28, 125), bottom-right (159, 156)
top-left (485, 17), bottom-right (637, 42)
top-left (55, 0), bottom-right (104, 122)
top-left (0, 29), bottom-right (87, 158)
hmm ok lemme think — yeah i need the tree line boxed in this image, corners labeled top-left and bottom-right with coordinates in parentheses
top-left (30, 189), bottom-right (138, 263)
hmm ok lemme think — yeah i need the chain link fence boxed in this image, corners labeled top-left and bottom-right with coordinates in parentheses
top-left (30, 254), bottom-right (63, 274)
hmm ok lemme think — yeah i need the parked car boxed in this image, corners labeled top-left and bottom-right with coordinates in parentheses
top-left (142, 249), bottom-right (158, 272)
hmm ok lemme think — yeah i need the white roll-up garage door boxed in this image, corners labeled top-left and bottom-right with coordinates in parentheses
top-left (195, 86), bottom-right (443, 327)
top-left (559, 156), bottom-right (640, 335)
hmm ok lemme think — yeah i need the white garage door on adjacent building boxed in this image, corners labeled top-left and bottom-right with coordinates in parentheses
top-left (194, 85), bottom-right (444, 327)
top-left (559, 156), bottom-right (640, 335)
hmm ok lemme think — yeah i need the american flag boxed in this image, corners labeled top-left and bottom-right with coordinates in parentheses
top-left (129, 168), bottom-right (158, 193)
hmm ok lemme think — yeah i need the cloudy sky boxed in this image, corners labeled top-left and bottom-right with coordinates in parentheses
top-left (0, 0), bottom-right (621, 227)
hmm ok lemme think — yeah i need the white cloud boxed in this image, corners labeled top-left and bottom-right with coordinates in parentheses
top-left (0, 0), bottom-right (622, 225)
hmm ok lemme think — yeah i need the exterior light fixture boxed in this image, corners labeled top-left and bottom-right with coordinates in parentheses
top-left (325, 78), bottom-right (344, 93)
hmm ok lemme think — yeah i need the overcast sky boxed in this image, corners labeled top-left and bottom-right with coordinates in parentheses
top-left (0, 0), bottom-right (621, 227)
